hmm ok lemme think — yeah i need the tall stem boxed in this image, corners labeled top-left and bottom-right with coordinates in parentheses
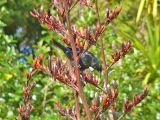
top-left (100, 37), bottom-right (108, 87)
top-left (74, 88), bottom-right (81, 120)
top-left (67, 59), bottom-right (81, 120)
top-left (95, 0), bottom-right (116, 120)
top-left (95, 0), bottom-right (108, 87)
top-left (63, 1), bottom-right (92, 120)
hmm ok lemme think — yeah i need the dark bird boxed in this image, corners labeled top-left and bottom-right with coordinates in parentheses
top-left (53, 39), bottom-right (102, 72)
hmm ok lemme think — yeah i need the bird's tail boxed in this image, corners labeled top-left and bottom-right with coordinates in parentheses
top-left (52, 39), bottom-right (67, 53)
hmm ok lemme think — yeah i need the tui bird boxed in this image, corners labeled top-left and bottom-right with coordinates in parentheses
top-left (53, 39), bottom-right (102, 72)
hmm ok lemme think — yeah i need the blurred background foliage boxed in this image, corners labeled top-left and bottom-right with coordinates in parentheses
top-left (0, 0), bottom-right (159, 119)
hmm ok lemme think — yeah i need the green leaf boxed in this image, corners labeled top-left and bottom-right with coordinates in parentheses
top-left (136, 0), bottom-right (146, 22)
top-left (143, 72), bottom-right (151, 85)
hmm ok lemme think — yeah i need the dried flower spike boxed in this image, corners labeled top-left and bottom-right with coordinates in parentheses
top-left (102, 94), bottom-right (110, 111)
top-left (17, 103), bottom-right (34, 120)
top-left (109, 41), bottom-right (132, 69)
top-left (105, 6), bottom-right (122, 24)
top-left (121, 41), bottom-right (132, 56)
top-left (123, 88), bottom-right (148, 113)
top-left (31, 9), bottom-right (66, 36)
top-left (123, 98), bottom-right (133, 113)
top-left (52, 57), bottom-right (79, 91)
top-left (133, 88), bottom-right (148, 106)
top-left (55, 103), bottom-right (76, 120)
top-left (83, 73), bottom-right (99, 87)
top-left (90, 97), bottom-right (100, 113)
top-left (111, 50), bottom-right (121, 62)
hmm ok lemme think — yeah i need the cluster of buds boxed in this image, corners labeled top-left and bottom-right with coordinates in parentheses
top-left (71, 7), bottom-right (122, 51)
top-left (17, 103), bottom-right (34, 120)
top-left (82, 72), bottom-right (99, 87)
top-left (31, 3), bottom-right (121, 53)
top-left (55, 102), bottom-right (76, 120)
top-left (112, 81), bottom-right (118, 100)
top-left (30, 5), bottom-right (121, 53)
top-left (94, 6), bottom-right (122, 39)
top-left (90, 97), bottom-right (100, 113)
top-left (123, 88), bottom-right (148, 113)
top-left (104, 7), bottom-right (122, 25)
top-left (30, 9), bottom-right (66, 36)
top-left (23, 82), bottom-right (36, 103)
top-left (30, 55), bottom-right (79, 92)
top-left (71, 26), bottom-right (96, 50)
top-left (28, 54), bottom-right (48, 78)
top-left (121, 41), bottom-right (132, 57)
top-left (102, 81), bottom-right (118, 112)
top-left (17, 77), bottom-right (36, 120)
top-left (89, 81), bottom-right (118, 118)
top-left (102, 94), bottom-right (110, 112)
top-left (110, 41), bottom-right (132, 66)
top-left (32, 54), bottom-right (44, 70)
top-left (48, 57), bottom-right (79, 91)
top-left (30, 6), bottom-right (88, 52)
